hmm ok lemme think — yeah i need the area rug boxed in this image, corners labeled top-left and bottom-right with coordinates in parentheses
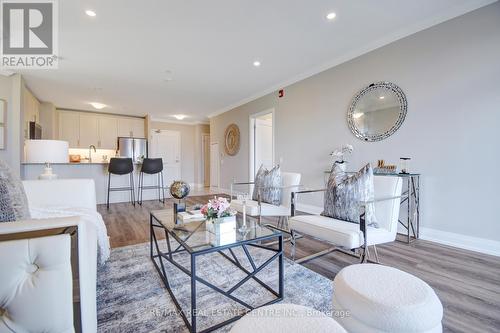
top-left (97, 242), bottom-right (333, 332)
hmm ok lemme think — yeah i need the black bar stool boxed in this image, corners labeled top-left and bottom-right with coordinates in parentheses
top-left (107, 158), bottom-right (135, 209)
top-left (138, 158), bottom-right (165, 205)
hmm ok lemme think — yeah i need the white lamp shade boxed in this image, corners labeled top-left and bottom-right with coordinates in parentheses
top-left (25, 140), bottom-right (69, 163)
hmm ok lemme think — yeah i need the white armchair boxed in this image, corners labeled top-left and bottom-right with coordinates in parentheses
top-left (0, 179), bottom-right (99, 333)
top-left (289, 176), bottom-right (403, 263)
top-left (230, 172), bottom-right (301, 228)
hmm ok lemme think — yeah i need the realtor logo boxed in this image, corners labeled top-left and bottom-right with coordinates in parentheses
top-left (1, 0), bottom-right (58, 69)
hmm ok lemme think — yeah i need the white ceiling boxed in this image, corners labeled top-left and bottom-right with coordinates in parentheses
top-left (18, 0), bottom-right (495, 123)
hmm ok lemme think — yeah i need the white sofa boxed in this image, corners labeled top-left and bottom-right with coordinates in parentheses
top-left (0, 179), bottom-right (99, 333)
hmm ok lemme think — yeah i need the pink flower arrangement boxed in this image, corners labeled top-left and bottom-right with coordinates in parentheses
top-left (201, 197), bottom-right (235, 220)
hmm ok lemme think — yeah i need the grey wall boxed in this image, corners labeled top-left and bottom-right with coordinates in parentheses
top-left (210, 3), bottom-right (500, 242)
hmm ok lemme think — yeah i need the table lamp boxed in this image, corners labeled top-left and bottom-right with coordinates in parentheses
top-left (25, 140), bottom-right (69, 179)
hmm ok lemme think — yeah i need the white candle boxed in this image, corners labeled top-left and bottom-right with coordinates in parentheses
top-left (243, 201), bottom-right (246, 226)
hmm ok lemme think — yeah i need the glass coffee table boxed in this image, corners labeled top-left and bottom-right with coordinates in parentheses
top-left (150, 208), bottom-right (284, 333)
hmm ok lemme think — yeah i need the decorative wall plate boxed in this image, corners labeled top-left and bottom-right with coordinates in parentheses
top-left (224, 123), bottom-right (240, 156)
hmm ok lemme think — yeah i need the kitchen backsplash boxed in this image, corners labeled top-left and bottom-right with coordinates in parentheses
top-left (68, 148), bottom-right (117, 163)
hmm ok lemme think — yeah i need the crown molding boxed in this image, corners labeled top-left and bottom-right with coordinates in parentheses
top-left (150, 116), bottom-right (209, 126)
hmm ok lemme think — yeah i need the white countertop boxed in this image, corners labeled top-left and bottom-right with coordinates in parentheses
top-left (22, 161), bottom-right (143, 165)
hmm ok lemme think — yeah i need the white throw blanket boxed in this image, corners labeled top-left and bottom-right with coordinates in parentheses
top-left (30, 206), bottom-right (110, 265)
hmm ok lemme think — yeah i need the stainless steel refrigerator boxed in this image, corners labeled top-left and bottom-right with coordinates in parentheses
top-left (117, 137), bottom-right (148, 163)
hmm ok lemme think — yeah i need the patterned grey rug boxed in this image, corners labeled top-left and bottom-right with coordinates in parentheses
top-left (97, 242), bottom-right (333, 332)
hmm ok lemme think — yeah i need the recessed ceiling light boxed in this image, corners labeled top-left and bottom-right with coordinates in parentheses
top-left (89, 102), bottom-right (107, 109)
top-left (85, 10), bottom-right (96, 17)
top-left (253, 61), bottom-right (261, 67)
top-left (172, 114), bottom-right (187, 120)
top-left (379, 96), bottom-right (385, 100)
top-left (326, 12), bottom-right (336, 20)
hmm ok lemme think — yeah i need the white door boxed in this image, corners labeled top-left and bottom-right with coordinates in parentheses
top-left (150, 130), bottom-right (181, 188)
top-left (249, 110), bottom-right (274, 179)
top-left (255, 117), bottom-right (273, 170)
top-left (202, 134), bottom-right (210, 187)
top-left (210, 142), bottom-right (220, 188)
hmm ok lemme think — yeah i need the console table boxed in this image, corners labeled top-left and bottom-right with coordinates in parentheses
top-left (323, 171), bottom-right (420, 244)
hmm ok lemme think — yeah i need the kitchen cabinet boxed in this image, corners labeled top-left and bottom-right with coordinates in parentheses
top-left (131, 118), bottom-right (145, 138)
top-left (23, 87), bottom-right (40, 138)
top-left (118, 117), bottom-right (145, 138)
top-left (58, 110), bottom-right (144, 148)
top-left (59, 112), bottom-right (79, 147)
top-left (79, 114), bottom-right (99, 147)
top-left (98, 116), bottom-right (118, 149)
top-left (117, 118), bottom-right (132, 137)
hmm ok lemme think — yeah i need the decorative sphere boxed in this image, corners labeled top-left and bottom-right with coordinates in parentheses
top-left (169, 181), bottom-right (190, 199)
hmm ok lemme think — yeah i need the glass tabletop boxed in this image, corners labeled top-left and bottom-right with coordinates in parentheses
top-left (151, 208), bottom-right (281, 254)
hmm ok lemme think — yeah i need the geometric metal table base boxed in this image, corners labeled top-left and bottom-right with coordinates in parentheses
top-left (397, 174), bottom-right (420, 244)
top-left (150, 214), bottom-right (284, 333)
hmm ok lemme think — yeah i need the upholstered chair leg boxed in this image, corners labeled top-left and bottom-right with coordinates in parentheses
top-left (138, 172), bottom-right (143, 205)
top-left (107, 173), bottom-right (111, 210)
top-left (161, 171), bottom-right (165, 203)
top-left (359, 247), bottom-right (368, 263)
top-left (284, 216), bottom-right (290, 231)
top-left (290, 230), bottom-right (297, 264)
top-left (130, 173), bottom-right (136, 206)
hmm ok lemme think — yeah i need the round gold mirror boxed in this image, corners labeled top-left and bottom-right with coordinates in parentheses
top-left (224, 123), bottom-right (240, 156)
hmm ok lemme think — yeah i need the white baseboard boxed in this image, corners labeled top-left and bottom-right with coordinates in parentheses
top-left (419, 227), bottom-right (500, 257)
top-left (295, 203), bottom-right (500, 257)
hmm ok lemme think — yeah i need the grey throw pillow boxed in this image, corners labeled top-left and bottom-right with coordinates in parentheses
top-left (322, 163), bottom-right (378, 227)
top-left (252, 165), bottom-right (282, 206)
top-left (0, 159), bottom-right (31, 222)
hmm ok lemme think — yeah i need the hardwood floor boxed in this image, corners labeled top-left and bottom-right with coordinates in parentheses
top-left (98, 196), bottom-right (500, 333)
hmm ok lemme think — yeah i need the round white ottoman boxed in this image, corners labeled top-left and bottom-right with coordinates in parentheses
top-left (229, 303), bottom-right (347, 333)
top-left (332, 264), bottom-right (443, 333)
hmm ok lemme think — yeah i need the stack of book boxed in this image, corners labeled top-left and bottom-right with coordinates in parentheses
top-left (178, 210), bottom-right (205, 224)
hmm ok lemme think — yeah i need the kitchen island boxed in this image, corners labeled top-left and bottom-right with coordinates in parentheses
top-left (22, 162), bottom-right (168, 205)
